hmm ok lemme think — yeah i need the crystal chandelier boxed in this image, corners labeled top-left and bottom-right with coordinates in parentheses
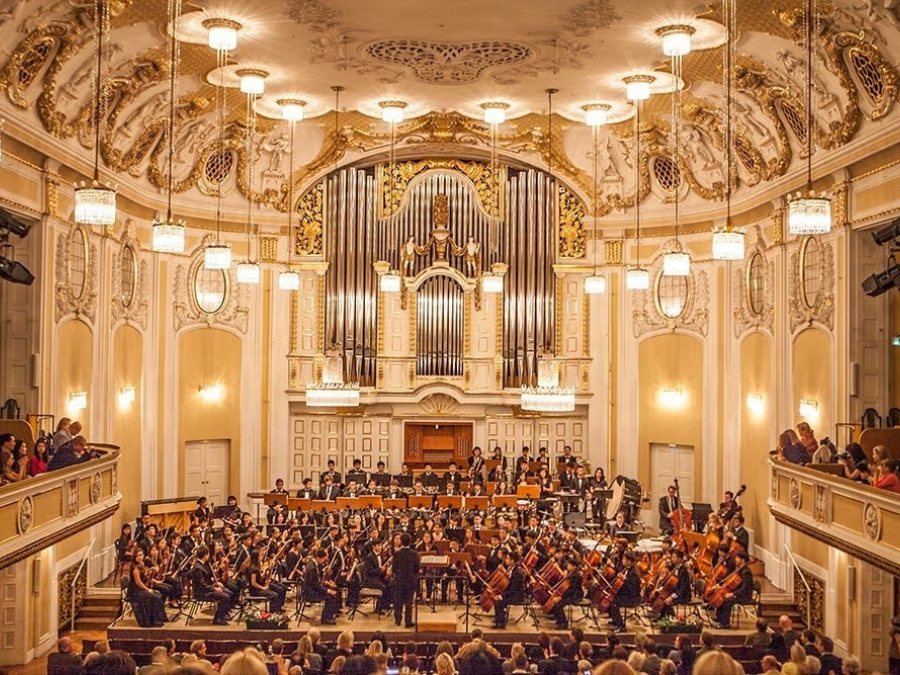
top-left (662, 31), bottom-right (691, 277)
top-left (480, 101), bottom-right (509, 125)
top-left (278, 98), bottom-right (301, 291)
top-left (625, 267), bottom-right (651, 290)
top-left (202, 18), bottom-right (240, 51)
top-left (237, 80), bottom-right (260, 284)
top-left (152, 0), bottom-right (185, 252)
top-left (237, 68), bottom-right (267, 95)
top-left (657, 24), bottom-right (695, 57)
top-left (307, 353), bottom-right (360, 407)
top-left (521, 358), bottom-right (575, 413)
top-left (278, 98), bottom-right (306, 122)
top-left (623, 74), bottom-right (655, 102)
top-left (379, 100), bottom-right (407, 123)
top-left (712, 0), bottom-right (746, 260)
top-left (75, 0), bottom-right (116, 226)
top-left (786, 0), bottom-right (831, 236)
top-left (583, 104), bottom-right (611, 294)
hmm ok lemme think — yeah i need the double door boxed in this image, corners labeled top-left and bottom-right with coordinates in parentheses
top-left (183, 439), bottom-right (229, 504)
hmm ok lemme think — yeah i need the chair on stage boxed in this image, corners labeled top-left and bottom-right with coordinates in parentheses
top-left (512, 594), bottom-right (541, 630)
top-left (111, 577), bottom-right (135, 626)
top-left (728, 579), bottom-right (761, 629)
top-left (568, 597), bottom-right (602, 631)
top-left (347, 587), bottom-right (383, 620)
top-left (238, 588), bottom-right (271, 620)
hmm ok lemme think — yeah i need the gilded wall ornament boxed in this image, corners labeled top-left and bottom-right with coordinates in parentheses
top-left (632, 259), bottom-right (709, 338)
top-left (110, 223), bottom-right (149, 329)
top-left (793, 567), bottom-right (825, 633)
top-left (294, 182), bottom-right (325, 256)
top-left (789, 477), bottom-right (802, 509)
top-left (17, 495), bottom-right (33, 534)
top-left (558, 185), bottom-right (587, 259)
top-left (814, 484), bottom-right (828, 523)
top-left (788, 237), bottom-right (835, 332)
top-left (90, 472), bottom-right (101, 505)
top-left (733, 228), bottom-right (775, 337)
top-left (260, 237), bottom-right (278, 262)
top-left (864, 502), bottom-right (882, 541)
top-left (419, 393), bottom-right (460, 415)
top-left (605, 240), bottom-right (623, 265)
top-left (66, 478), bottom-right (78, 517)
top-left (55, 227), bottom-right (98, 325)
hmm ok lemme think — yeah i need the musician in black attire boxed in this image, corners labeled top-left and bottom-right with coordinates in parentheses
top-left (659, 549), bottom-right (693, 618)
top-left (608, 551), bottom-right (642, 632)
top-left (318, 475), bottom-right (339, 501)
top-left (321, 459), bottom-right (342, 487)
top-left (419, 463), bottom-right (440, 490)
top-left (714, 550), bottom-right (754, 628)
top-left (362, 540), bottom-right (391, 613)
top-left (727, 513), bottom-right (750, 552)
top-left (247, 547), bottom-right (287, 612)
top-left (304, 548), bottom-right (340, 624)
top-left (391, 533), bottom-right (419, 627)
top-left (493, 551), bottom-right (526, 628)
top-left (549, 557), bottom-right (583, 629)
top-left (442, 462), bottom-right (462, 492)
top-left (658, 485), bottom-right (680, 535)
top-left (194, 496), bottom-right (211, 522)
top-left (296, 478), bottom-right (316, 499)
top-left (266, 479), bottom-right (289, 523)
top-left (191, 546), bottom-right (234, 625)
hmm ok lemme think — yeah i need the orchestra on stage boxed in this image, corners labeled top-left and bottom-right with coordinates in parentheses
top-left (117, 447), bottom-right (755, 632)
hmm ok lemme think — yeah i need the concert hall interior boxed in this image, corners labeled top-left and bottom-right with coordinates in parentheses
top-left (4, 0), bottom-right (900, 673)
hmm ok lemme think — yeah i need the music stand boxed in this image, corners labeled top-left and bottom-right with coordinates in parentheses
top-left (691, 503), bottom-right (713, 532)
top-left (373, 474), bottom-right (392, 487)
top-left (336, 497), bottom-right (359, 511)
top-left (465, 496), bottom-right (490, 513)
top-left (288, 498), bottom-right (311, 513)
top-left (438, 495), bottom-right (463, 510)
top-left (359, 495), bottom-right (383, 509)
top-left (383, 498), bottom-right (408, 510)
top-left (492, 495), bottom-right (519, 511)
top-left (310, 500), bottom-right (337, 513)
top-left (263, 493), bottom-right (288, 508)
top-left (409, 495), bottom-right (435, 509)
top-left (517, 485), bottom-right (540, 500)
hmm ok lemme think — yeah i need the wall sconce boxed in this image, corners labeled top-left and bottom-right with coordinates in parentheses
top-left (68, 391), bottom-right (88, 411)
top-left (746, 393), bottom-right (765, 417)
top-left (118, 386), bottom-right (135, 410)
top-left (658, 388), bottom-right (686, 409)
top-left (198, 383), bottom-right (223, 402)
top-left (799, 399), bottom-right (819, 420)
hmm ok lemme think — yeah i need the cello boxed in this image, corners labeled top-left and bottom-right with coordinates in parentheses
top-left (479, 565), bottom-right (511, 611)
top-left (705, 568), bottom-right (743, 609)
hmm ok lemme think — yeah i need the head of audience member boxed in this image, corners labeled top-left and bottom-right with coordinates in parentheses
top-left (337, 630), bottom-right (355, 652)
top-left (843, 656), bottom-right (861, 675)
top-left (760, 655), bottom-right (780, 673)
top-left (434, 654), bottom-right (455, 675)
top-left (70, 421), bottom-right (83, 436)
top-left (693, 652), bottom-right (742, 675)
top-left (56, 418), bottom-right (71, 433)
top-left (220, 649), bottom-right (268, 675)
top-left (779, 615), bottom-right (794, 632)
top-left (150, 645), bottom-right (170, 666)
top-left (83, 651), bottom-right (137, 675)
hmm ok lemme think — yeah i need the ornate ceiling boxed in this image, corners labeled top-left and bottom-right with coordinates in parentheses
top-left (1, 0), bottom-right (900, 228)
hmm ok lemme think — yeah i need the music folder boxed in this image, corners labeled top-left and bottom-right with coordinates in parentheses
top-left (288, 497), bottom-right (311, 512)
top-left (437, 495), bottom-right (463, 510)
top-left (310, 500), bottom-right (337, 512)
top-left (264, 493), bottom-right (288, 507)
top-left (408, 495), bottom-right (434, 509)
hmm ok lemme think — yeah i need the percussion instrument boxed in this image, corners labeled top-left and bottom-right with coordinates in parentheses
top-left (605, 479), bottom-right (626, 520)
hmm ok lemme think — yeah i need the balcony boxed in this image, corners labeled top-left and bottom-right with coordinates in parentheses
top-left (768, 459), bottom-right (900, 576)
top-left (0, 444), bottom-right (121, 570)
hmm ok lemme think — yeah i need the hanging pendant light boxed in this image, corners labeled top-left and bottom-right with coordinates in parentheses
top-left (657, 24), bottom-right (695, 57)
top-left (480, 101), bottom-right (509, 125)
top-left (237, 68), bottom-right (267, 96)
top-left (712, 0), bottom-right (746, 260)
top-left (278, 99), bottom-right (300, 290)
top-left (75, 0), bottom-right (116, 226)
top-left (520, 357), bottom-right (576, 413)
top-left (583, 104), bottom-right (611, 294)
top-left (626, 89), bottom-right (650, 290)
top-left (786, 0), bottom-right (831, 235)
top-left (204, 27), bottom-right (233, 270)
top-left (623, 74), bottom-right (655, 102)
top-left (480, 99), bottom-right (506, 294)
top-left (203, 18), bottom-right (240, 51)
top-left (278, 98), bottom-right (307, 122)
top-left (152, 0), bottom-right (185, 252)
top-left (662, 32), bottom-right (691, 277)
top-left (237, 76), bottom-right (260, 284)
top-left (380, 95), bottom-right (404, 292)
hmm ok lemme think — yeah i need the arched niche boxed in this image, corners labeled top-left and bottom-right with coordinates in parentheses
top-left (637, 333), bottom-right (705, 500)
top-left (177, 328), bottom-right (243, 497)
top-left (56, 319), bottom-right (93, 419)
top-left (792, 327), bottom-right (833, 439)
top-left (739, 332), bottom-right (774, 553)
top-left (112, 324), bottom-right (143, 525)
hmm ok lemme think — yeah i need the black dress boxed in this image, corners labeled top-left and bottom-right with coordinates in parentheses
top-left (127, 564), bottom-right (167, 627)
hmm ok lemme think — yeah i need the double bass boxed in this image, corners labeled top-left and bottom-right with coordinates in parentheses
top-left (668, 478), bottom-right (693, 536)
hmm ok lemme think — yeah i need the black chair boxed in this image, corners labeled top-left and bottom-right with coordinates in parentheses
top-left (1, 399), bottom-right (19, 420)
top-left (862, 408), bottom-right (882, 429)
top-left (887, 407), bottom-right (900, 428)
top-left (112, 578), bottom-right (134, 625)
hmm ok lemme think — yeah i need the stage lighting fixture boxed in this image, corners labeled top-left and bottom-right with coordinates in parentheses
top-left (872, 219), bottom-right (900, 245)
top-left (0, 255), bottom-right (34, 285)
top-left (0, 209), bottom-right (31, 239)
top-left (862, 264), bottom-right (900, 297)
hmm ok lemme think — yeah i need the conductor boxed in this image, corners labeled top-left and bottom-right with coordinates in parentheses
top-left (391, 533), bottom-right (419, 628)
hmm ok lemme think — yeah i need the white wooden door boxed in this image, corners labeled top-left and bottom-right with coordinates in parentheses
top-left (650, 443), bottom-right (695, 507)
top-left (183, 440), bottom-right (229, 503)
top-left (203, 441), bottom-right (229, 504)
top-left (859, 561), bottom-right (890, 672)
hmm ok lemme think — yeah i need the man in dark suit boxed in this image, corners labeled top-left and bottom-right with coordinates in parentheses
top-left (537, 636), bottom-right (575, 675)
top-left (318, 475), bottom-right (339, 501)
top-left (816, 636), bottom-right (843, 675)
top-left (493, 551), bottom-right (526, 629)
top-left (304, 548), bottom-right (340, 624)
top-left (191, 546), bottom-right (234, 625)
top-left (658, 485), bottom-right (679, 535)
top-left (296, 478), bottom-right (316, 499)
top-left (47, 436), bottom-right (90, 471)
top-left (728, 513), bottom-right (750, 552)
top-left (419, 463), bottom-right (440, 490)
top-left (47, 637), bottom-right (82, 675)
top-left (714, 550), bottom-right (754, 628)
top-left (321, 459), bottom-right (342, 488)
top-left (659, 549), bottom-right (693, 618)
top-left (442, 462), bottom-right (462, 491)
top-left (362, 539), bottom-right (391, 613)
top-left (391, 533), bottom-right (419, 627)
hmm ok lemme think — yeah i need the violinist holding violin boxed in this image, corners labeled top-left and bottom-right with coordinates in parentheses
top-left (712, 550), bottom-right (753, 629)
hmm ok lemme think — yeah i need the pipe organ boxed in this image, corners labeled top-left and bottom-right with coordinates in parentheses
top-left (317, 161), bottom-right (561, 390)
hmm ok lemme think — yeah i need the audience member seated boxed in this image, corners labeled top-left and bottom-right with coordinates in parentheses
top-left (47, 435), bottom-right (90, 471)
top-left (744, 617), bottom-right (772, 647)
top-left (778, 430), bottom-right (811, 465)
top-left (875, 458), bottom-right (900, 494)
top-left (1, 448), bottom-right (26, 484)
top-left (797, 422), bottom-right (818, 455)
top-left (51, 418), bottom-right (73, 451)
top-left (83, 651), bottom-right (137, 675)
top-left (28, 437), bottom-right (49, 476)
top-left (838, 443), bottom-right (871, 484)
top-left (811, 437), bottom-right (837, 464)
top-left (46, 637), bottom-right (82, 675)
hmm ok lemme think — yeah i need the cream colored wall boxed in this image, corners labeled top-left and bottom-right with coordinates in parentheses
top-left (177, 328), bottom-right (242, 495)
top-left (740, 332), bottom-right (774, 551)
top-left (890, 292), bottom-right (900, 408)
top-left (111, 325), bottom-right (143, 526)
top-left (637, 334), bottom-right (705, 496)
top-left (55, 320), bottom-right (93, 428)
top-left (792, 328), bottom-right (833, 440)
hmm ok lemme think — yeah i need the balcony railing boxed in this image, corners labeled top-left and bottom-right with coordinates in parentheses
top-left (768, 459), bottom-right (900, 576)
top-left (0, 444), bottom-right (121, 570)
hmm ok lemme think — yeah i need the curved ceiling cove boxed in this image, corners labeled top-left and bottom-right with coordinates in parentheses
top-left (1, 0), bottom-right (900, 228)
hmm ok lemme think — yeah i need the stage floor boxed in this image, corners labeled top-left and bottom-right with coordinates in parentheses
top-left (107, 600), bottom-right (757, 643)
